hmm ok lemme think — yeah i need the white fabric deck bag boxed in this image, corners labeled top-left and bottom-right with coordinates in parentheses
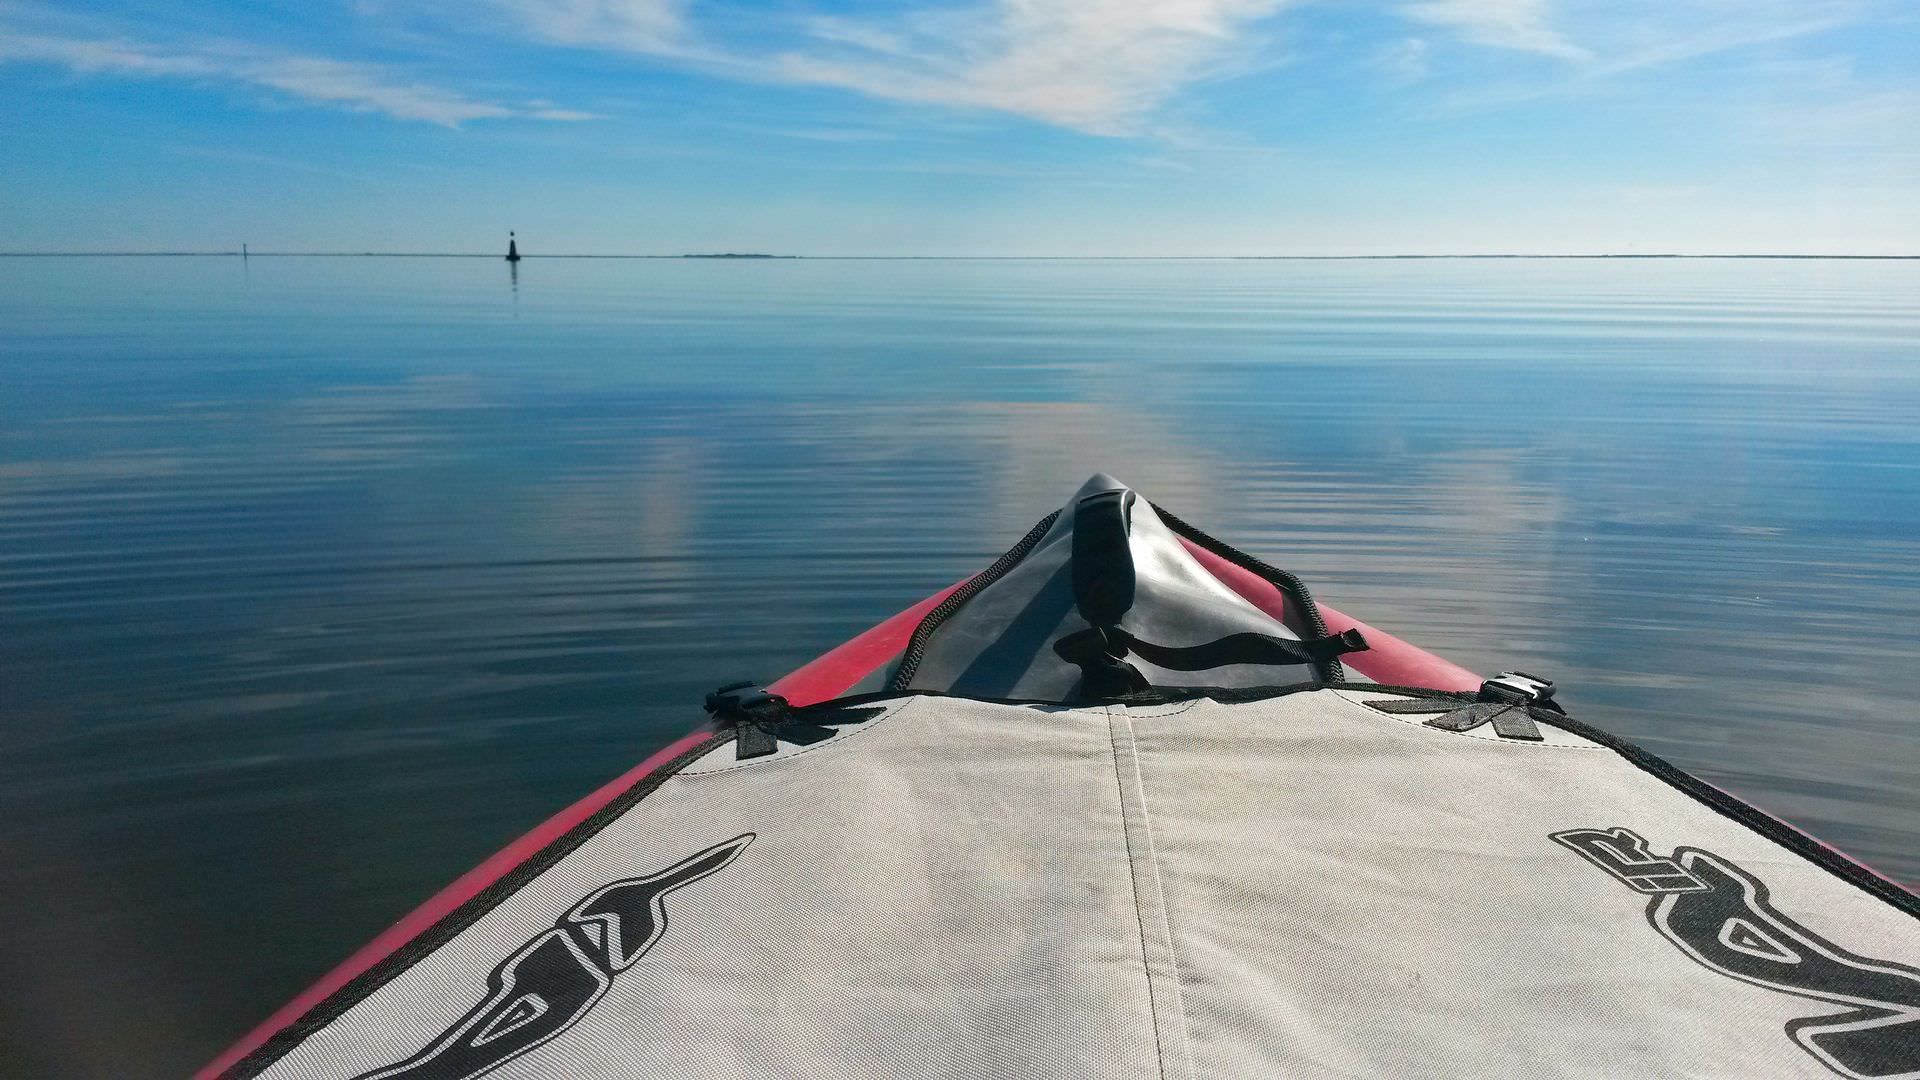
top-left (234, 685), bottom-right (1920, 1080)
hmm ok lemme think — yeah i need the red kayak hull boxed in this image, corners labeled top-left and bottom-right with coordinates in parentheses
top-left (195, 567), bottom-right (1504, 1077)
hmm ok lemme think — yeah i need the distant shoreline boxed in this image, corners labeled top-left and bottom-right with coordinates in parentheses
top-left (0, 252), bottom-right (1914, 260)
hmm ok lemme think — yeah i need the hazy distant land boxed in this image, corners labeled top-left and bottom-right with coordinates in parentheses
top-left (0, 251), bottom-right (1915, 260)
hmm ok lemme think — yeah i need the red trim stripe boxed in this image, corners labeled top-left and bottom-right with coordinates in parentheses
top-left (1178, 538), bottom-right (1482, 692)
top-left (203, 551), bottom-right (1468, 1077)
top-left (769, 587), bottom-right (957, 705)
top-left (197, 729), bottom-right (711, 1078)
top-left (203, 539), bottom-right (1913, 1079)
top-left (200, 591), bottom-right (955, 1078)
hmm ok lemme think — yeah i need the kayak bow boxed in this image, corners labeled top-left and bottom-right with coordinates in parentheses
top-left (204, 474), bottom-right (1919, 1080)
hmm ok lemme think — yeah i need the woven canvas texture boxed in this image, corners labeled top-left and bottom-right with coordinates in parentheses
top-left (255, 690), bottom-right (1919, 1079)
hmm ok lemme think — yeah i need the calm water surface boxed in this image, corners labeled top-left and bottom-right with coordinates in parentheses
top-left (3, 256), bottom-right (1918, 1077)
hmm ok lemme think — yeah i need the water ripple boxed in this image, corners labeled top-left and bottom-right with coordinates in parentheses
top-left (2, 256), bottom-right (1918, 1077)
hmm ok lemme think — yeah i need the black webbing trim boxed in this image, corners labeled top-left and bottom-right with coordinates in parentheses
top-left (1149, 504), bottom-right (1346, 684)
top-left (1344, 686), bottom-right (1920, 917)
top-left (1126, 627), bottom-right (1366, 671)
top-left (878, 681), bottom-right (1920, 912)
top-left (743, 673), bottom-right (1920, 925)
top-left (800, 681), bottom-right (1920, 913)
top-left (886, 509), bottom-right (1060, 691)
top-left (1542, 709), bottom-right (1920, 917)
top-left (1071, 488), bottom-right (1136, 627)
top-left (1056, 626), bottom-right (1367, 674)
top-left (1061, 489), bottom-right (1153, 699)
top-left (223, 731), bottom-right (730, 1079)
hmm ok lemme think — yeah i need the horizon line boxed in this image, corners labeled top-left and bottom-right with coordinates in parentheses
top-left (1, 251), bottom-right (1917, 261)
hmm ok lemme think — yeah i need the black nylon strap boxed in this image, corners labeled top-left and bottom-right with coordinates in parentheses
top-left (1363, 696), bottom-right (1548, 742)
top-left (1055, 626), bottom-right (1368, 675)
top-left (706, 684), bottom-right (889, 760)
top-left (1123, 627), bottom-right (1367, 671)
top-left (704, 682), bottom-right (789, 760)
top-left (1061, 488), bottom-right (1370, 700)
top-left (1072, 489), bottom-right (1137, 627)
top-left (1065, 489), bottom-right (1149, 698)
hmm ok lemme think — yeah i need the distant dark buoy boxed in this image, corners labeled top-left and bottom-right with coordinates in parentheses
top-left (506, 231), bottom-right (521, 262)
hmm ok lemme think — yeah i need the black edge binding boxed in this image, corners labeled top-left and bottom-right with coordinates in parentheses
top-left (225, 730), bottom-right (730, 1078)
top-left (1541, 708), bottom-right (1920, 917)
top-left (887, 509), bottom-right (1060, 691)
top-left (1342, 685), bottom-right (1920, 918)
top-left (862, 681), bottom-right (1920, 916)
top-left (1149, 503), bottom-right (1347, 683)
top-left (229, 676), bottom-right (1918, 1080)
top-left (892, 499), bottom-right (1351, 691)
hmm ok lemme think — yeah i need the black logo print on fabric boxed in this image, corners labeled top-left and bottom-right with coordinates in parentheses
top-left (1552, 827), bottom-right (1920, 1080)
top-left (355, 834), bottom-right (754, 1080)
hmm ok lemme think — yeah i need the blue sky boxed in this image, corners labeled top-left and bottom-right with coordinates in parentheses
top-left (1, 0), bottom-right (1915, 254)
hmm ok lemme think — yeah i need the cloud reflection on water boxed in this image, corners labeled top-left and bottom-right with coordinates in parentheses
top-left (1, 255), bottom-right (1917, 1077)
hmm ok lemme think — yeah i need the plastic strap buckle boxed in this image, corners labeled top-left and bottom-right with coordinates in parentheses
top-left (705, 680), bottom-right (786, 717)
top-left (1480, 671), bottom-right (1555, 705)
top-left (705, 681), bottom-right (789, 760)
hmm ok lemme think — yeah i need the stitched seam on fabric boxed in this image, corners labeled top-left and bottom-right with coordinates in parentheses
top-left (1117, 700), bottom-right (1200, 719)
top-left (1106, 707), bottom-right (1169, 1080)
top-left (1124, 716), bottom-right (1197, 1078)
top-left (676, 697), bottom-right (919, 776)
top-left (1319, 688), bottom-right (1916, 911)
top-left (1106, 706), bottom-right (1195, 1079)
top-left (1333, 692), bottom-right (1611, 750)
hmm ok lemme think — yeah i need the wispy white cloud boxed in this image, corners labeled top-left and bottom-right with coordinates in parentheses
top-left (756, 126), bottom-right (902, 143)
top-left (497, 0), bottom-right (1295, 135)
top-left (1373, 36), bottom-right (1431, 82)
top-left (1726, 56), bottom-right (1920, 170)
top-left (1592, 5), bottom-right (1855, 76)
top-left (1399, 0), bottom-right (1861, 76)
top-left (490, 0), bottom-right (1844, 137)
top-left (496, 0), bottom-right (688, 53)
top-left (1401, 0), bottom-right (1587, 60)
top-left (1418, 1), bottom-right (1867, 113)
top-left (777, 0), bottom-right (1294, 135)
top-left (0, 31), bottom-right (597, 125)
top-left (2, 0), bottom-right (1892, 146)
